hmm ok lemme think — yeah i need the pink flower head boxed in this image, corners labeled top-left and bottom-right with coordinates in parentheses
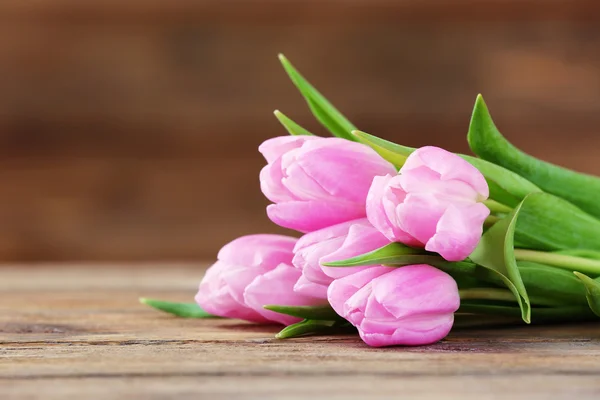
top-left (292, 218), bottom-right (390, 299)
top-left (259, 136), bottom-right (397, 232)
top-left (195, 234), bottom-right (323, 325)
top-left (366, 146), bottom-right (490, 261)
top-left (328, 265), bottom-right (460, 347)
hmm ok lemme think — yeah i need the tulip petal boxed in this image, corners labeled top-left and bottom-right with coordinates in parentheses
top-left (320, 221), bottom-right (391, 279)
top-left (292, 244), bottom-right (338, 285)
top-left (358, 313), bottom-right (455, 347)
top-left (371, 265), bottom-right (460, 319)
top-left (259, 161), bottom-right (297, 203)
top-left (395, 193), bottom-right (446, 245)
top-left (327, 266), bottom-right (392, 320)
top-left (402, 146), bottom-right (489, 199)
top-left (426, 203), bottom-right (490, 261)
top-left (258, 135), bottom-right (317, 164)
top-left (294, 138), bottom-right (396, 202)
top-left (329, 263), bottom-right (460, 347)
top-left (367, 175), bottom-right (416, 243)
top-left (244, 264), bottom-right (324, 325)
top-left (398, 165), bottom-right (480, 202)
top-left (217, 234), bottom-right (296, 268)
top-left (293, 273), bottom-right (329, 299)
top-left (281, 154), bottom-right (331, 200)
top-left (267, 201), bottom-right (365, 233)
top-left (293, 219), bottom-right (361, 252)
top-left (195, 261), bottom-right (269, 323)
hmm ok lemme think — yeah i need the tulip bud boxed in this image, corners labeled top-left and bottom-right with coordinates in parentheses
top-left (292, 218), bottom-right (390, 299)
top-left (328, 265), bottom-right (460, 347)
top-left (195, 234), bottom-right (323, 325)
top-left (366, 146), bottom-right (490, 261)
top-left (259, 136), bottom-right (397, 232)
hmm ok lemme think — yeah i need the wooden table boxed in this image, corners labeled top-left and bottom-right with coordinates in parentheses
top-left (2, 265), bottom-right (600, 399)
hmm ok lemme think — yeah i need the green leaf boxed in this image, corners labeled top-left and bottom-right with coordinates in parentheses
top-left (573, 272), bottom-right (600, 317)
top-left (460, 155), bottom-right (541, 208)
top-left (351, 130), bottom-right (540, 207)
top-left (517, 261), bottom-right (588, 306)
top-left (322, 242), bottom-right (430, 267)
top-left (469, 199), bottom-right (531, 323)
top-left (275, 319), bottom-right (352, 339)
top-left (278, 54), bottom-right (356, 140)
top-left (513, 192), bottom-right (600, 252)
top-left (351, 130), bottom-right (412, 168)
top-left (273, 110), bottom-right (315, 136)
top-left (263, 304), bottom-right (343, 321)
top-left (468, 94), bottom-right (600, 219)
top-left (139, 298), bottom-right (218, 318)
top-left (322, 242), bottom-right (506, 288)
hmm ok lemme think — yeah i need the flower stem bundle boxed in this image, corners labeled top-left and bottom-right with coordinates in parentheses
top-left (142, 55), bottom-right (600, 347)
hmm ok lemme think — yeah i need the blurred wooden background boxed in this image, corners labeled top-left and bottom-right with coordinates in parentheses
top-left (1, 0), bottom-right (600, 261)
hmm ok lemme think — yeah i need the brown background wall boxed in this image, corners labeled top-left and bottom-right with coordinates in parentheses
top-left (1, 0), bottom-right (600, 261)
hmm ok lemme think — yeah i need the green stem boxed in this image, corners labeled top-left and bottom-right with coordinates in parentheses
top-left (483, 199), bottom-right (512, 214)
top-left (514, 249), bottom-right (600, 276)
top-left (484, 215), bottom-right (500, 228)
top-left (458, 304), bottom-right (598, 324)
top-left (459, 288), bottom-right (561, 306)
top-left (459, 288), bottom-right (516, 302)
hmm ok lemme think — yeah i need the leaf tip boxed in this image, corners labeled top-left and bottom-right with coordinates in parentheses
top-left (320, 261), bottom-right (338, 267)
top-left (139, 297), bottom-right (149, 305)
top-left (278, 53), bottom-right (288, 65)
top-left (573, 271), bottom-right (594, 285)
top-left (473, 93), bottom-right (489, 114)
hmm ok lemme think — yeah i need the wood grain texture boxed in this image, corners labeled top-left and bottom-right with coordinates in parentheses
top-left (3, 1), bottom-right (600, 261)
top-left (2, 265), bottom-right (600, 399)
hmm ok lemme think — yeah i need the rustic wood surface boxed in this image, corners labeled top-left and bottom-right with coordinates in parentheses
top-left (2, 265), bottom-right (600, 399)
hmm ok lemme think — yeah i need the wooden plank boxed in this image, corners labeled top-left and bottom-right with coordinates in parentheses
top-left (1, 265), bottom-right (600, 399)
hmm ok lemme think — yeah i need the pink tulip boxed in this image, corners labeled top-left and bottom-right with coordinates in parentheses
top-left (366, 146), bottom-right (490, 261)
top-left (327, 265), bottom-right (460, 347)
top-left (195, 234), bottom-right (323, 325)
top-left (259, 136), bottom-right (397, 232)
top-left (292, 218), bottom-right (390, 299)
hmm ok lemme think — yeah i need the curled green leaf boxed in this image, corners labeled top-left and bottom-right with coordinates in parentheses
top-left (278, 54), bottom-right (356, 140)
top-left (468, 94), bottom-right (600, 219)
top-left (573, 272), bottom-right (600, 317)
top-left (469, 199), bottom-right (531, 323)
top-left (139, 298), bottom-right (218, 318)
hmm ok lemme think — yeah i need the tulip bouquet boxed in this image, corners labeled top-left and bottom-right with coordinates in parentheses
top-left (142, 55), bottom-right (600, 347)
